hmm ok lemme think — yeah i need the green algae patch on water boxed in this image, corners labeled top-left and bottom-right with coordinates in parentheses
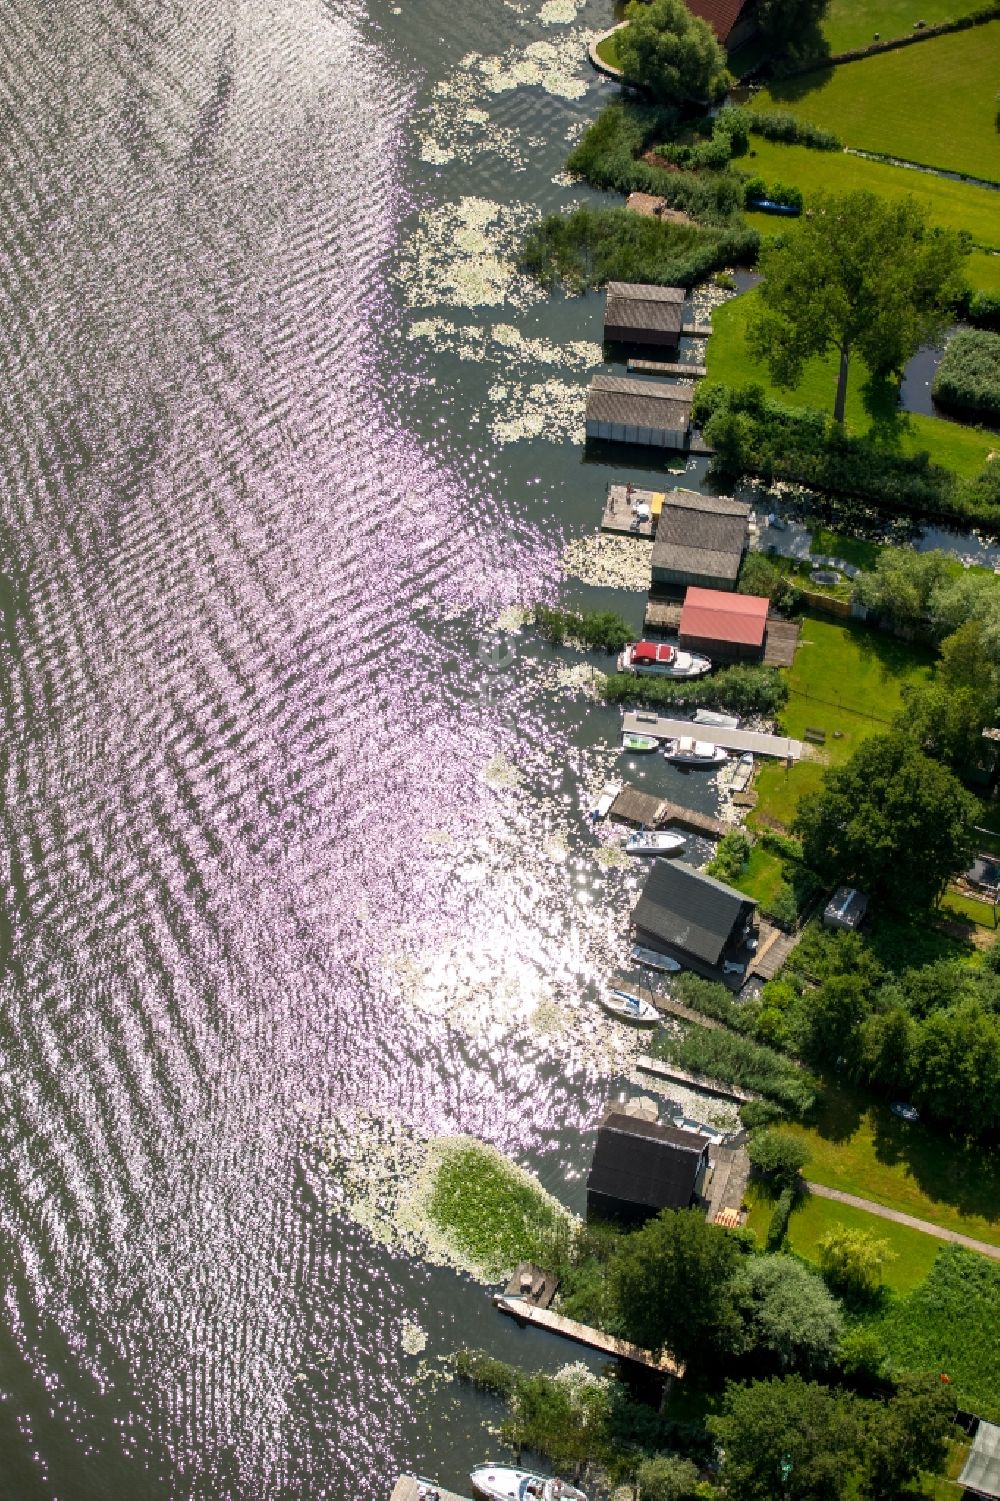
top-left (426, 1139), bottom-right (573, 1281)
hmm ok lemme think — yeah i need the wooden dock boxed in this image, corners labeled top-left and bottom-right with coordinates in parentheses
top-left (622, 712), bottom-right (803, 762)
top-left (763, 617), bottom-right (801, 668)
top-left (391, 1476), bottom-right (471, 1501)
top-left (643, 599), bottom-right (682, 635)
top-left (750, 920), bottom-right (804, 980)
top-left (600, 483), bottom-right (662, 538)
top-left (637, 1054), bottom-right (759, 1104)
top-left (628, 359), bottom-right (708, 377)
top-left (609, 782), bottom-right (727, 838)
top-left (493, 1295), bottom-right (684, 1376)
top-left (682, 323), bottom-right (712, 337)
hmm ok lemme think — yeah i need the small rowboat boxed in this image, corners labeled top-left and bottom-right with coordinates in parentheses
top-left (622, 732), bottom-right (658, 753)
top-left (590, 778), bottom-right (622, 820)
top-left (600, 988), bottom-right (660, 1024)
top-left (631, 943), bottom-right (682, 973)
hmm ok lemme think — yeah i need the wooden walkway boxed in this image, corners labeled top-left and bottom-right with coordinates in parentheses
top-left (750, 921), bottom-right (803, 980)
top-left (609, 782), bottom-right (727, 838)
top-left (600, 483), bottom-right (660, 538)
top-left (763, 617), bottom-right (801, 668)
top-left (391, 1476), bottom-right (471, 1501)
top-left (622, 712), bottom-right (803, 761)
top-left (683, 324), bottom-right (712, 337)
top-left (637, 1054), bottom-right (759, 1103)
top-left (643, 599), bottom-right (682, 635)
top-left (493, 1295), bottom-right (684, 1376)
top-left (628, 359), bottom-right (708, 377)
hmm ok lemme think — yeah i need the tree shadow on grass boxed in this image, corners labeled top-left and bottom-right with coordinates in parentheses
top-left (860, 373), bottom-right (911, 452)
top-left (764, 55), bottom-right (834, 104)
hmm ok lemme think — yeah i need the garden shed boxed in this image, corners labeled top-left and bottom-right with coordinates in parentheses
top-left (587, 1108), bottom-right (710, 1225)
top-left (678, 586), bottom-right (769, 661)
top-left (958, 1418), bottom-right (1000, 1500)
top-left (650, 490), bottom-right (750, 593)
top-left (603, 282), bottom-right (685, 350)
top-left (585, 376), bottom-right (694, 449)
top-left (632, 859), bottom-right (757, 983)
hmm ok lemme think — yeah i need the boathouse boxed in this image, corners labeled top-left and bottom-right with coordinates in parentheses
top-left (632, 860), bottom-right (757, 984)
top-left (604, 282), bottom-right (685, 350)
top-left (585, 377), bottom-right (694, 450)
top-left (679, 586), bottom-right (769, 662)
top-left (587, 1109), bottom-right (710, 1225)
top-left (650, 490), bottom-right (750, 594)
top-left (686, 0), bottom-right (758, 49)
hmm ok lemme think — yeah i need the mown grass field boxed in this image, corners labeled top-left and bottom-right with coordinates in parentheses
top-left (745, 1182), bottom-right (944, 1290)
top-left (969, 251), bottom-right (1000, 292)
top-left (751, 615), bottom-right (934, 830)
top-left (782, 1084), bottom-right (1000, 1246)
top-left (742, 136), bottom-right (1000, 249)
top-left (706, 291), bottom-right (996, 478)
top-left (820, 0), bottom-right (989, 52)
top-left (754, 23), bottom-right (1000, 181)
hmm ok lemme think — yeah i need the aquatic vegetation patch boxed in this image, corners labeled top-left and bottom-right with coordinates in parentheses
top-left (482, 752), bottom-right (522, 789)
top-left (552, 662), bottom-right (608, 701)
top-left (488, 378), bottom-right (585, 445)
top-left (478, 32), bottom-right (597, 101)
top-left (397, 198), bottom-right (542, 311)
top-left (561, 534), bottom-right (654, 591)
top-left (427, 1139), bottom-right (574, 1280)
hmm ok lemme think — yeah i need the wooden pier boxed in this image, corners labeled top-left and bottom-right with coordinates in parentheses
top-left (600, 483), bottom-right (662, 538)
top-left (622, 712), bottom-right (803, 761)
top-left (391, 1476), bottom-right (471, 1501)
top-left (682, 323), bottom-right (712, 337)
top-left (493, 1295), bottom-right (684, 1376)
top-left (628, 359), bottom-right (708, 377)
top-left (609, 782), bottom-right (727, 839)
top-left (637, 1054), bottom-right (759, 1104)
top-left (643, 599), bottom-right (682, 635)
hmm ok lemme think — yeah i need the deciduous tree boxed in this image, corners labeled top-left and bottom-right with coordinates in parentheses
top-left (817, 1225), bottom-right (897, 1296)
top-left (729, 1254), bottom-right (843, 1374)
top-left (748, 192), bottom-right (968, 424)
top-left (616, 0), bottom-right (731, 108)
top-left (709, 1376), bottom-right (864, 1501)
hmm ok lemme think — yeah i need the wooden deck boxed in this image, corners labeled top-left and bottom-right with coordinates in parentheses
top-left (600, 483), bottom-right (661, 538)
top-left (682, 324), bottom-right (712, 337)
top-left (391, 1476), bottom-right (471, 1501)
top-left (622, 712), bottom-right (803, 761)
top-left (628, 359), bottom-right (707, 377)
top-left (503, 1262), bottom-right (558, 1309)
top-left (609, 782), bottom-right (727, 838)
top-left (750, 921), bottom-right (804, 980)
top-left (637, 1054), bottom-right (759, 1104)
top-left (643, 599), bottom-right (682, 635)
top-left (493, 1295), bottom-right (684, 1376)
top-left (763, 617), bottom-right (801, 668)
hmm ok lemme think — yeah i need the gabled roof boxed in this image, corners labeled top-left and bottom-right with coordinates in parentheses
top-left (687, 0), bottom-right (754, 43)
top-left (588, 1110), bottom-right (708, 1211)
top-left (586, 376), bottom-right (694, 432)
top-left (652, 495), bottom-right (750, 584)
top-left (960, 1420), bottom-right (1000, 1500)
top-left (680, 587), bottom-right (769, 646)
top-left (633, 859), bottom-right (754, 965)
top-left (605, 282), bottom-right (685, 335)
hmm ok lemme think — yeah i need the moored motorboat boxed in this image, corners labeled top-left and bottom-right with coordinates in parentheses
top-left (590, 778), bottom-right (622, 820)
top-left (616, 641), bottom-right (711, 679)
top-left (471, 1466), bottom-right (587, 1501)
top-left (662, 736), bottom-right (727, 766)
top-left (631, 942), bottom-right (682, 973)
top-left (624, 830), bottom-right (686, 857)
top-left (693, 709), bottom-right (739, 728)
top-left (622, 731), bottom-right (658, 753)
top-left (600, 986), bottom-right (660, 1024)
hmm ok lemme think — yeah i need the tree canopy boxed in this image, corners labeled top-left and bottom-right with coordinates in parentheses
top-left (747, 191), bottom-right (968, 423)
top-left (616, 0), bottom-right (731, 108)
top-left (729, 1255), bottom-right (843, 1375)
top-left (793, 732), bottom-right (978, 911)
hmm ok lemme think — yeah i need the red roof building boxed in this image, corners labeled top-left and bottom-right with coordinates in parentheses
top-left (679, 587), bottom-right (769, 662)
top-left (686, 0), bottom-right (757, 45)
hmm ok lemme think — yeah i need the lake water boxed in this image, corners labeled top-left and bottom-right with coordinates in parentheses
top-left (0, 1), bottom-right (994, 1497)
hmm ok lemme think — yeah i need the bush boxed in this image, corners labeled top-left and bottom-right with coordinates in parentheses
top-left (636, 1455), bottom-right (701, 1501)
top-left (766, 1185), bottom-right (797, 1249)
top-left (747, 111), bottom-right (842, 150)
top-left (966, 289), bottom-right (1000, 331)
top-left (932, 327), bottom-right (1000, 421)
top-left (748, 1128), bottom-right (810, 1187)
top-left (707, 829), bottom-right (752, 884)
top-left (818, 1225), bottom-right (897, 1297)
top-left (671, 972), bottom-right (750, 1029)
top-left (602, 661), bottom-right (788, 716)
top-left (616, 0), bottom-right (731, 108)
top-left (454, 1348), bottom-right (517, 1395)
top-left (532, 604), bottom-right (632, 653)
top-left (522, 205), bottom-right (758, 294)
top-left (738, 551), bottom-right (802, 610)
top-left (652, 1027), bottom-right (816, 1114)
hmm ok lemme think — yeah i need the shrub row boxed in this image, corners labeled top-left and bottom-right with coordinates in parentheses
top-left (773, 1), bottom-right (1000, 79)
top-left (747, 111), bottom-right (841, 151)
top-left (742, 176), bottom-right (804, 213)
top-left (766, 1186), bottom-right (797, 1250)
top-left (932, 327), bottom-right (1000, 421)
top-left (532, 605), bottom-right (632, 653)
top-left (964, 289), bottom-right (1000, 331)
top-left (652, 1026), bottom-right (817, 1115)
top-left (602, 661), bottom-right (788, 716)
top-left (693, 382), bottom-right (1000, 528)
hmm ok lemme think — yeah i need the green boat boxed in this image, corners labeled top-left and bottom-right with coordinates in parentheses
top-left (622, 732), bottom-right (658, 753)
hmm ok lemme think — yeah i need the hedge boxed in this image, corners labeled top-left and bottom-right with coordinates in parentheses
top-left (602, 662), bottom-right (788, 716)
top-left (932, 328), bottom-right (1000, 421)
top-left (766, 1185), bottom-right (797, 1250)
top-left (965, 290), bottom-right (1000, 331)
top-left (747, 111), bottom-right (841, 151)
top-left (522, 207), bottom-right (759, 294)
top-left (532, 605), bottom-right (632, 653)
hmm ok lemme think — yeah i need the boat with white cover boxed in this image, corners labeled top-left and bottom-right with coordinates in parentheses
top-left (662, 736), bottom-right (727, 766)
top-left (631, 943), bottom-right (682, 973)
top-left (471, 1467), bottom-right (587, 1501)
top-left (617, 641), bottom-right (711, 679)
top-left (624, 830), bottom-right (686, 857)
top-left (693, 709), bottom-right (739, 728)
top-left (590, 778), bottom-right (622, 819)
top-left (600, 988), bottom-right (660, 1024)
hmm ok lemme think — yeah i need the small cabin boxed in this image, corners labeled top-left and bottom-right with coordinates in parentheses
top-left (650, 490), bottom-right (750, 594)
top-left (586, 377), bottom-right (694, 450)
top-left (603, 282), bottom-right (685, 350)
top-left (587, 1109), bottom-right (711, 1225)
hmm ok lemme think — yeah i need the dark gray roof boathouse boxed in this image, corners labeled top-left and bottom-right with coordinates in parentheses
top-left (585, 376), bottom-right (694, 450)
top-left (650, 489), bottom-right (751, 593)
top-left (604, 282), bottom-right (685, 350)
top-left (632, 860), bottom-right (756, 983)
top-left (587, 1109), bottom-right (710, 1225)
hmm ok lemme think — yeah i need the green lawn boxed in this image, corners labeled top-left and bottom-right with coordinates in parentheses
top-left (970, 251), bottom-right (1000, 294)
top-left (783, 1084), bottom-right (1000, 1246)
top-left (742, 135), bottom-right (1000, 249)
top-left (809, 529), bottom-right (883, 570)
top-left (752, 615), bottom-right (934, 830)
top-left (754, 24), bottom-right (1000, 181)
top-left (940, 888), bottom-right (1000, 929)
top-left (595, 29), bottom-right (623, 68)
top-left (821, 0), bottom-right (990, 52)
top-left (746, 1182), bottom-right (944, 1290)
top-left (707, 291), bottom-right (996, 479)
top-left (730, 844), bottom-right (788, 907)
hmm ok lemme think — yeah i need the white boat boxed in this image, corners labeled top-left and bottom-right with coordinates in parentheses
top-left (662, 736), bottom-right (728, 766)
top-left (693, 709), bottom-right (739, 728)
top-left (616, 641), bottom-right (711, 679)
top-left (601, 987), bottom-right (660, 1024)
top-left (471, 1468), bottom-right (587, 1501)
top-left (590, 778), bottom-right (622, 820)
top-left (631, 943), bottom-right (682, 973)
top-left (730, 751), bottom-right (754, 793)
top-left (624, 830), bottom-right (686, 857)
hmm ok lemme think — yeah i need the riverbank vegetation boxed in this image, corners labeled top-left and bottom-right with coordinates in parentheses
top-left (932, 327), bottom-right (1000, 421)
top-left (602, 661), bottom-right (787, 716)
top-left (426, 1140), bottom-right (572, 1280)
top-left (532, 604), bottom-right (631, 653)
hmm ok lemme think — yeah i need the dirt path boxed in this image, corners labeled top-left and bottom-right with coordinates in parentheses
top-left (805, 1181), bottom-right (1000, 1261)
